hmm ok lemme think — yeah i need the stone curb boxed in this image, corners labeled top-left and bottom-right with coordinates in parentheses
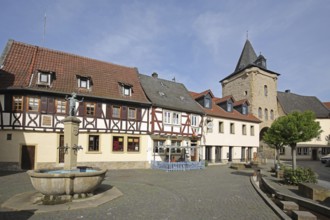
top-left (250, 176), bottom-right (291, 220)
top-left (261, 177), bottom-right (330, 218)
top-left (1, 186), bottom-right (123, 213)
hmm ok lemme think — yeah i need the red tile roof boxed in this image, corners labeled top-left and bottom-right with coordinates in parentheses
top-left (189, 90), bottom-right (260, 123)
top-left (323, 102), bottom-right (330, 110)
top-left (0, 40), bottom-right (150, 104)
top-left (190, 89), bottom-right (214, 99)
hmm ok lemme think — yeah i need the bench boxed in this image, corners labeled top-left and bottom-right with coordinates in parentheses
top-left (298, 182), bottom-right (330, 202)
top-left (292, 210), bottom-right (316, 220)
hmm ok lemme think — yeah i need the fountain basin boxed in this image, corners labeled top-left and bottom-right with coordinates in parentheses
top-left (27, 168), bottom-right (107, 196)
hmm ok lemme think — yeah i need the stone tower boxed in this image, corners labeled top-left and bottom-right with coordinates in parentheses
top-left (220, 40), bottom-right (280, 134)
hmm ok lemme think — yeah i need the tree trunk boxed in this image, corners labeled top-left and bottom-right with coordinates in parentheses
top-left (276, 148), bottom-right (280, 164)
top-left (291, 144), bottom-right (297, 170)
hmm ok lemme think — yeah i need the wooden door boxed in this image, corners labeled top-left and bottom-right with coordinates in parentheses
top-left (21, 145), bottom-right (35, 170)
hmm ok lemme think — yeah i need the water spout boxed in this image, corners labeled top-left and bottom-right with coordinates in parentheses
top-left (72, 144), bottom-right (83, 152)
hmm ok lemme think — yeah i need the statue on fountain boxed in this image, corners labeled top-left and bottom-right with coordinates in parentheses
top-left (66, 92), bottom-right (84, 116)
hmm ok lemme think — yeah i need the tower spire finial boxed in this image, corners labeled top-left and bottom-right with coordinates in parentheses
top-left (246, 30), bottom-right (249, 40)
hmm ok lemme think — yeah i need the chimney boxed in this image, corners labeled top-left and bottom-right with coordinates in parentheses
top-left (152, 72), bottom-right (158, 78)
top-left (285, 89), bottom-right (291, 93)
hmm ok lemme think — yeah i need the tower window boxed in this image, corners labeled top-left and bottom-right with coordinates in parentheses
top-left (258, 107), bottom-right (262, 118)
top-left (265, 108), bottom-right (268, 120)
top-left (264, 85), bottom-right (268, 96)
top-left (270, 110), bottom-right (274, 120)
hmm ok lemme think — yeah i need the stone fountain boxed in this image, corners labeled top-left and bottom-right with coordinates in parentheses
top-left (27, 93), bottom-right (107, 203)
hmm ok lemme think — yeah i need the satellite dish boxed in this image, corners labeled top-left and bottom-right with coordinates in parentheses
top-left (207, 122), bottom-right (213, 129)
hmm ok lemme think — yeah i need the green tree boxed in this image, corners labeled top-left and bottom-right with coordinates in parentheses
top-left (266, 111), bottom-right (322, 170)
top-left (263, 120), bottom-right (285, 167)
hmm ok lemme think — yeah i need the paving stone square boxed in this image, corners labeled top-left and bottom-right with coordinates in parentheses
top-left (0, 166), bottom-right (280, 220)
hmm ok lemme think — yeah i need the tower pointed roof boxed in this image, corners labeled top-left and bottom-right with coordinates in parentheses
top-left (235, 39), bottom-right (257, 71)
top-left (220, 39), bottom-right (279, 83)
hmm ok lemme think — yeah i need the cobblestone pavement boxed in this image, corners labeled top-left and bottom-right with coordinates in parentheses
top-left (0, 165), bottom-right (280, 220)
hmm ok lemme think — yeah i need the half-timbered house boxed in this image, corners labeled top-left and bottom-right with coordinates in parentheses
top-left (190, 90), bottom-right (261, 163)
top-left (0, 40), bottom-right (151, 170)
top-left (139, 73), bottom-right (204, 162)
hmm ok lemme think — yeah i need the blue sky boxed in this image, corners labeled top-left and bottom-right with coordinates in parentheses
top-left (1, 0), bottom-right (329, 101)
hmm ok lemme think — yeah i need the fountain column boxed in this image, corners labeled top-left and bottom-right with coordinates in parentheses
top-left (62, 116), bottom-right (81, 170)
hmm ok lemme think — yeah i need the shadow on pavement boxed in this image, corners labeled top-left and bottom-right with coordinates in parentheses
top-left (0, 171), bottom-right (25, 177)
top-left (0, 210), bottom-right (35, 220)
top-left (230, 171), bottom-right (253, 177)
top-left (94, 184), bottom-right (113, 194)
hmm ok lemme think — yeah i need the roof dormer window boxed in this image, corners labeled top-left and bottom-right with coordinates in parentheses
top-left (77, 75), bottom-right (92, 89)
top-left (37, 71), bottom-right (54, 86)
top-left (119, 82), bottom-right (133, 96)
top-left (242, 105), bottom-right (247, 115)
top-left (205, 97), bottom-right (211, 109)
top-left (227, 100), bottom-right (233, 112)
top-left (123, 85), bottom-right (131, 96)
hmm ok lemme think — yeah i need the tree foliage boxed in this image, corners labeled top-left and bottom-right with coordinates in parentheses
top-left (264, 111), bottom-right (322, 170)
top-left (263, 119), bottom-right (285, 165)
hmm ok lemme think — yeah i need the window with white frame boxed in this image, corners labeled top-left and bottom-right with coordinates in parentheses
top-left (171, 140), bottom-right (181, 153)
top-left (128, 108), bottom-right (136, 119)
top-left (164, 111), bottom-right (171, 124)
top-left (78, 77), bottom-right (91, 89)
top-left (154, 140), bottom-right (165, 153)
top-left (172, 112), bottom-right (180, 125)
top-left (191, 115), bottom-right (198, 127)
top-left (37, 72), bottom-right (51, 85)
top-left (163, 111), bottom-right (181, 125)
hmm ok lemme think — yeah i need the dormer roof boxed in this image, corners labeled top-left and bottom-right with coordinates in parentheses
top-left (215, 95), bottom-right (235, 105)
top-left (190, 89), bottom-right (214, 100)
top-left (190, 90), bottom-right (260, 123)
top-left (233, 99), bottom-right (250, 107)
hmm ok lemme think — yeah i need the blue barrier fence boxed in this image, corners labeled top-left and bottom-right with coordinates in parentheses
top-left (151, 161), bottom-right (205, 171)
